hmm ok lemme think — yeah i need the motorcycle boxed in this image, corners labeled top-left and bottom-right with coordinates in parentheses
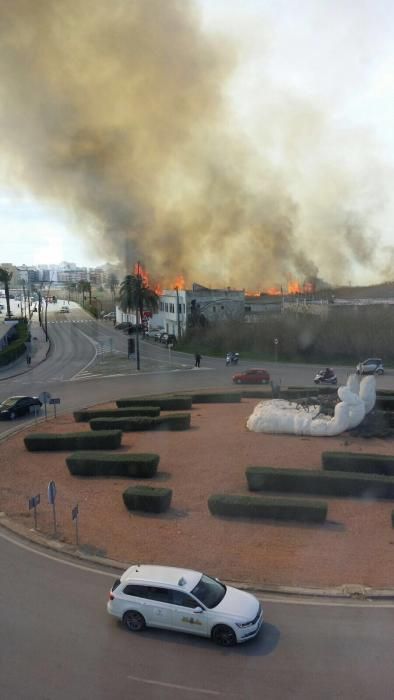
top-left (226, 352), bottom-right (239, 366)
top-left (314, 369), bottom-right (337, 385)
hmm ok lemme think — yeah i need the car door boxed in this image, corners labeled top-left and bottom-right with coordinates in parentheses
top-left (142, 586), bottom-right (173, 629)
top-left (169, 590), bottom-right (209, 637)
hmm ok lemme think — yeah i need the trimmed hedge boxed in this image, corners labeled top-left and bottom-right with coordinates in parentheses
top-left (24, 430), bottom-right (122, 452)
top-left (375, 396), bottom-right (394, 411)
top-left (73, 407), bottom-right (160, 422)
top-left (191, 392), bottom-right (241, 403)
top-left (322, 451), bottom-right (394, 477)
top-left (241, 389), bottom-right (272, 399)
top-left (282, 386), bottom-right (337, 400)
top-left (246, 466), bottom-right (394, 499)
top-left (117, 395), bottom-right (192, 410)
top-left (89, 413), bottom-right (191, 432)
top-left (208, 493), bottom-right (327, 523)
top-left (66, 451), bottom-right (159, 478)
top-left (123, 486), bottom-right (172, 513)
top-left (0, 320), bottom-right (30, 367)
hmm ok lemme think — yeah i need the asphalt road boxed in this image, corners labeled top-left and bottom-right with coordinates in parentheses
top-left (1, 530), bottom-right (393, 700)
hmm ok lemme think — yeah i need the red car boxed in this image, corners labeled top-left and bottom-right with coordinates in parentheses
top-left (232, 369), bottom-right (270, 385)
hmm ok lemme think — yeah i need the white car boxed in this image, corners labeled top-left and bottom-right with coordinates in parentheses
top-left (107, 564), bottom-right (263, 646)
top-left (59, 306), bottom-right (70, 313)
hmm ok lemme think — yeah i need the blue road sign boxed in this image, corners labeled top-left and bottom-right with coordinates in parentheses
top-left (49, 398), bottom-right (61, 405)
top-left (28, 494), bottom-right (40, 509)
top-left (72, 505), bottom-right (79, 520)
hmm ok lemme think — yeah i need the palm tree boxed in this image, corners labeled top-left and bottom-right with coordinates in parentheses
top-left (108, 273), bottom-right (119, 301)
top-left (0, 267), bottom-right (13, 318)
top-left (118, 273), bottom-right (159, 320)
top-left (77, 280), bottom-right (91, 306)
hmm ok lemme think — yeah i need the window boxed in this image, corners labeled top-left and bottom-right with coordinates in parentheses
top-left (170, 590), bottom-right (198, 608)
top-left (165, 303), bottom-right (168, 312)
top-left (245, 305), bottom-right (251, 312)
top-left (123, 584), bottom-right (172, 603)
top-left (212, 306), bottom-right (216, 312)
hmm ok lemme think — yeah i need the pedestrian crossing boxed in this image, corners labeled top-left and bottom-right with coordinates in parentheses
top-left (48, 319), bottom-right (98, 324)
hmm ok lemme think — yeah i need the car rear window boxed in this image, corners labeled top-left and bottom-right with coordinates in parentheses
top-left (111, 578), bottom-right (121, 592)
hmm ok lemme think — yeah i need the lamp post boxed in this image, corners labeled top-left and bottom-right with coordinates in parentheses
top-left (135, 261), bottom-right (141, 371)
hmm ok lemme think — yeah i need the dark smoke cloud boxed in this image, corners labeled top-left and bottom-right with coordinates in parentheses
top-left (0, 0), bottom-right (384, 287)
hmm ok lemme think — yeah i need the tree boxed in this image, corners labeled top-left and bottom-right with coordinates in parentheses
top-left (0, 267), bottom-right (13, 318)
top-left (108, 273), bottom-right (119, 301)
top-left (77, 280), bottom-right (91, 306)
top-left (118, 273), bottom-right (159, 319)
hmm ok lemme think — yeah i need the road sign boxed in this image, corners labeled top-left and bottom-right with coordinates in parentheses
top-left (49, 398), bottom-right (61, 405)
top-left (39, 391), bottom-right (52, 404)
top-left (47, 480), bottom-right (57, 504)
top-left (72, 504), bottom-right (79, 521)
top-left (28, 494), bottom-right (40, 510)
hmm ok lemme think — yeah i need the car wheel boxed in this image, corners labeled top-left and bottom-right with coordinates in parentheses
top-left (123, 610), bottom-right (146, 632)
top-left (9, 411), bottom-right (16, 420)
top-left (212, 624), bottom-right (237, 647)
top-left (376, 369), bottom-right (384, 375)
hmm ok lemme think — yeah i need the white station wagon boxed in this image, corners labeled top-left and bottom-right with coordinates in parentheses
top-left (107, 564), bottom-right (263, 646)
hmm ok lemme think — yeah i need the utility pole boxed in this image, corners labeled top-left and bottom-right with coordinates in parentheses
top-left (135, 261), bottom-right (141, 370)
top-left (175, 286), bottom-right (181, 339)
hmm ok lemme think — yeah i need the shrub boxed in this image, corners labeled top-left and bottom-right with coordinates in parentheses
top-left (73, 407), bottom-right (160, 422)
top-left (24, 430), bottom-right (122, 452)
top-left (89, 413), bottom-right (191, 432)
top-left (208, 493), bottom-right (327, 523)
top-left (191, 392), bottom-right (241, 403)
top-left (66, 451), bottom-right (159, 478)
top-left (322, 451), bottom-right (394, 477)
top-left (241, 389), bottom-right (273, 399)
top-left (117, 395), bottom-right (192, 410)
top-left (0, 320), bottom-right (30, 367)
top-left (123, 486), bottom-right (172, 513)
top-left (246, 466), bottom-right (394, 499)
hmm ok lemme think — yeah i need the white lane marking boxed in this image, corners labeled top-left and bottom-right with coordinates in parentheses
top-left (126, 676), bottom-right (220, 696)
top-left (69, 367), bottom-right (214, 381)
top-left (69, 326), bottom-right (99, 380)
top-left (0, 529), bottom-right (115, 577)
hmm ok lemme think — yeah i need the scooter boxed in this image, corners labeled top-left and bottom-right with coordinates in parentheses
top-left (314, 369), bottom-right (337, 385)
top-left (226, 352), bottom-right (239, 366)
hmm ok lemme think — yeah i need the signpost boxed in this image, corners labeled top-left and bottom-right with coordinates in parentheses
top-left (39, 391), bottom-right (52, 420)
top-left (47, 480), bottom-right (57, 536)
top-left (28, 493), bottom-right (40, 529)
top-left (72, 504), bottom-right (79, 546)
top-left (48, 397), bottom-right (60, 418)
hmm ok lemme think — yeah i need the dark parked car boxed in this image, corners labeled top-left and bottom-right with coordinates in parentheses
top-left (232, 369), bottom-right (270, 385)
top-left (0, 396), bottom-right (42, 420)
top-left (160, 333), bottom-right (177, 346)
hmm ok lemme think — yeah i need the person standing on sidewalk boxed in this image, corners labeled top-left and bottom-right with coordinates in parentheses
top-left (25, 340), bottom-right (32, 365)
top-left (195, 353), bottom-right (201, 368)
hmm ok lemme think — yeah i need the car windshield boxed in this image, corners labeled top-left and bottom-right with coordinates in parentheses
top-left (190, 574), bottom-right (226, 609)
top-left (1, 397), bottom-right (19, 407)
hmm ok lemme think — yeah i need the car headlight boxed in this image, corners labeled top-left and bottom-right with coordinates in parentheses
top-left (235, 620), bottom-right (254, 628)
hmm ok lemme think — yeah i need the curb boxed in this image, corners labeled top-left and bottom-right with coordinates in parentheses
top-left (1, 514), bottom-right (393, 602)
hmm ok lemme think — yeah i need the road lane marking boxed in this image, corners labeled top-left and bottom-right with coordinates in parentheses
top-left (126, 676), bottom-right (220, 696)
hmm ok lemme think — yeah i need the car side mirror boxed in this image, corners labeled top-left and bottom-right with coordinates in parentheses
top-left (193, 606), bottom-right (203, 614)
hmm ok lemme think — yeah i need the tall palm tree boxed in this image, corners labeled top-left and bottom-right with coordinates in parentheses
top-left (77, 280), bottom-right (91, 306)
top-left (108, 273), bottom-right (119, 301)
top-left (118, 273), bottom-right (159, 320)
top-left (0, 267), bottom-right (13, 318)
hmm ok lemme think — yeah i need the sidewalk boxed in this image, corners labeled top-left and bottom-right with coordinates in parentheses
top-left (0, 320), bottom-right (51, 381)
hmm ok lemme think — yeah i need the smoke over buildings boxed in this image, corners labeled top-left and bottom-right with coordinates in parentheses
top-left (0, 0), bottom-right (391, 287)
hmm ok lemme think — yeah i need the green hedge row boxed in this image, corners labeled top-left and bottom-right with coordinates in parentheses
top-left (73, 407), bottom-right (160, 422)
top-left (208, 493), bottom-right (327, 523)
top-left (246, 466), bottom-right (394, 499)
top-left (241, 389), bottom-right (272, 399)
top-left (24, 430), bottom-right (122, 452)
top-left (0, 320), bottom-right (29, 367)
top-left (66, 451), bottom-right (159, 478)
top-left (282, 386), bottom-right (337, 399)
top-left (89, 413), bottom-right (191, 432)
top-left (117, 395), bottom-right (192, 410)
top-left (123, 486), bottom-right (172, 513)
top-left (375, 397), bottom-right (394, 411)
top-left (191, 392), bottom-right (241, 403)
top-left (322, 451), bottom-right (394, 476)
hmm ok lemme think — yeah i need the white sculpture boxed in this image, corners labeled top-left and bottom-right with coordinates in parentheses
top-left (246, 375), bottom-right (376, 437)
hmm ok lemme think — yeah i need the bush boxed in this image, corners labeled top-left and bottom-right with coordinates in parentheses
top-left (89, 413), bottom-right (191, 432)
top-left (208, 493), bottom-right (327, 523)
top-left (73, 407), bottom-right (160, 422)
top-left (191, 392), bottom-right (241, 403)
top-left (241, 389), bottom-right (273, 399)
top-left (123, 486), bottom-right (172, 513)
top-left (0, 320), bottom-right (29, 367)
top-left (117, 395), bottom-right (192, 410)
top-left (322, 451), bottom-right (394, 477)
top-left (246, 466), bottom-right (394, 499)
top-left (24, 430), bottom-right (122, 452)
top-left (66, 451), bottom-right (159, 478)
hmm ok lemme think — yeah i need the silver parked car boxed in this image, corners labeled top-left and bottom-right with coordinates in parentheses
top-left (356, 358), bottom-right (384, 375)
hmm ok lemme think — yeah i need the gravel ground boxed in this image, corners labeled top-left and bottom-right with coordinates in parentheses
top-left (1, 399), bottom-right (394, 588)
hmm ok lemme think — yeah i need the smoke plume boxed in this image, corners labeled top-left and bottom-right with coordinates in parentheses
top-left (0, 0), bottom-right (389, 287)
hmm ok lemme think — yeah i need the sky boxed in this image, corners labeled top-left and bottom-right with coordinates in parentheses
top-left (0, 0), bottom-right (393, 287)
